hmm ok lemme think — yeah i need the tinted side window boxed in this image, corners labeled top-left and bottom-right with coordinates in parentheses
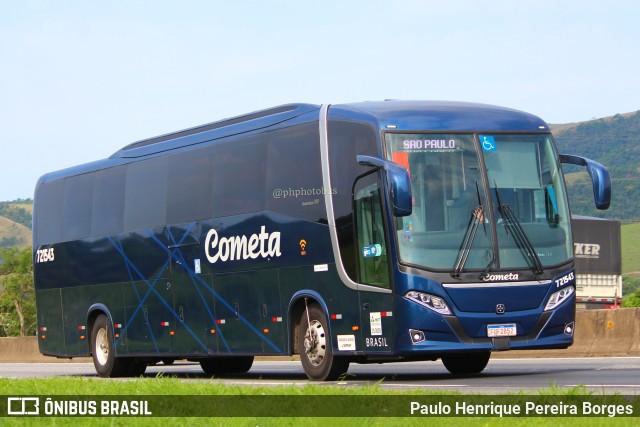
top-left (35, 179), bottom-right (64, 245)
top-left (354, 171), bottom-right (390, 288)
top-left (62, 173), bottom-right (93, 241)
top-left (167, 147), bottom-right (213, 224)
top-left (266, 122), bottom-right (325, 222)
top-left (92, 166), bottom-right (126, 236)
top-left (328, 120), bottom-right (379, 281)
top-left (125, 156), bottom-right (168, 230)
top-left (212, 136), bottom-right (266, 217)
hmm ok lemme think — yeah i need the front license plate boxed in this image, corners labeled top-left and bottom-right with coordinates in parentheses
top-left (487, 323), bottom-right (517, 337)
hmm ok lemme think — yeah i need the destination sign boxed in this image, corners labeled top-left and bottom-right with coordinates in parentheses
top-left (402, 139), bottom-right (457, 150)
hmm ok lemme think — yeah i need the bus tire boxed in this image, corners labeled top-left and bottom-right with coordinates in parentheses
top-left (200, 356), bottom-right (254, 376)
top-left (299, 304), bottom-right (349, 381)
top-left (441, 352), bottom-right (490, 375)
top-left (91, 314), bottom-right (129, 377)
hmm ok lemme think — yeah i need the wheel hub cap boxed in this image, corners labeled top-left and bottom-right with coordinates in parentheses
top-left (303, 320), bottom-right (326, 366)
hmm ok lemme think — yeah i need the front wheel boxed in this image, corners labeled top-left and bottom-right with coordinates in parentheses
top-left (441, 352), bottom-right (490, 375)
top-left (91, 314), bottom-right (130, 377)
top-left (299, 304), bottom-right (349, 381)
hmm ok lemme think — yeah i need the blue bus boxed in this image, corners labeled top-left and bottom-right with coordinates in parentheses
top-left (33, 101), bottom-right (610, 380)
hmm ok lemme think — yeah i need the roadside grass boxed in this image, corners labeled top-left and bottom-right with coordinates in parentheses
top-left (622, 222), bottom-right (640, 276)
top-left (0, 377), bottom-right (638, 426)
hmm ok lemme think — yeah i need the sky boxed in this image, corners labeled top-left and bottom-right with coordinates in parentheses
top-left (1, 0), bottom-right (639, 201)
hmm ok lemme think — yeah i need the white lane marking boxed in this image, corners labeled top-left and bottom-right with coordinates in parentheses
top-left (379, 384), bottom-right (469, 388)
top-left (567, 384), bottom-right (640, 388)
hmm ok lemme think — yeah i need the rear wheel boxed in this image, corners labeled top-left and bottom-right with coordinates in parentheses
top-left (200, 356), bottom-right (254, 376)
top-left (441, 352), bottom-right (490, 375)
top-left (299, 304), bottom-right (349, 381)
top-left (91, 314), bottom-right (130, 377)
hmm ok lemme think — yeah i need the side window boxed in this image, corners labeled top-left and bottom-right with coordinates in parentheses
top-left (35, 179), bottom-right (64, 245)
top-left (328, 120), bottom-right (379, 280)
top-left (265, 123), bottom-right (325, 222)
top-left (125, 156), bottom-right (168, 230)
top-left (62, 173), bottom-right (93, 241)
top-left (353, 171), bottom-right (390, 288)
top-left (167, 148), bottom-right (213, 224)
top-left (212, 136), bottom-right (266, 217)
top-left (92, 166), bottom-right (125, 237)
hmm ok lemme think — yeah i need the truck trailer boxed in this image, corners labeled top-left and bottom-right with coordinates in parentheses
top-left (572, 216), bottom-right (622, 309)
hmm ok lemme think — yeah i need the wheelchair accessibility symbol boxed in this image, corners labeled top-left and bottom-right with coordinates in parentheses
top-left (480, 135), bottom-right (496, 152)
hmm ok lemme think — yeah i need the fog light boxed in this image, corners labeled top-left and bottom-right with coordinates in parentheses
top-left (564, 322), bottom-right (575, 336)
top-left (409, 329), bottom-right (426, 344)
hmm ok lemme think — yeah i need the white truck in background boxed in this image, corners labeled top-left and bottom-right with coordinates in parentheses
top-left (572, 216), bottom-right (622, 309)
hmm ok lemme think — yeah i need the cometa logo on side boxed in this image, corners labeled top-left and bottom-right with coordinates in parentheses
top-left (204, 226), bottom-right (282, 264)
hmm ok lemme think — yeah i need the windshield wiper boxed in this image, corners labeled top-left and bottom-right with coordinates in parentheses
top-left (493, 183), bottom-right (544, 275)
top-left (479, 253), bottom-right (496, 281)
top-left (452, 183), bottom-right (486, 278)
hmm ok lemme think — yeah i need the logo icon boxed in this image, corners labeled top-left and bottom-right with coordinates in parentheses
top-left (299, 239), bottom-right (307, 256)
top-left (496, 304), bottom-right (506, 315)
top-left (8, 397), bottom-right (40, 415)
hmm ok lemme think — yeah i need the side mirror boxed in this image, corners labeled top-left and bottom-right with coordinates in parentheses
top-left (357, 155), bottom-right (412, 217)
top-left (560, 154), bottom-right (611, 210)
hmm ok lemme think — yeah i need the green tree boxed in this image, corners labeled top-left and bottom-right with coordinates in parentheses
top-left (0, 247), bottom-right (35, 336)
top-left (622, 276), bottom-right (640, 296)
top-left (622, 289), bottom-right (640, 308)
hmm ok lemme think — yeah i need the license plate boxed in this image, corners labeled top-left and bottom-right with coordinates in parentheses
top-left (487, 323), bottom-right (517, 337)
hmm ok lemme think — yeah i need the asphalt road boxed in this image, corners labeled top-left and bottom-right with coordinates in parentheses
top-left (2, 357), bottom-right (640, 394)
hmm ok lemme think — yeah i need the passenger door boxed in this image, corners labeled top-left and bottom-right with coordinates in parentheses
top-left (353, 171), bottom-right (395, 353)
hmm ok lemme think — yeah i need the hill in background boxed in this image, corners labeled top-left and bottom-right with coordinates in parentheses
top-left (552, 111), bottom-right (640, 223)
top-left (0, 200), bottom-right (32, 248)
top-left (622, 222), bottom-right (640, 276)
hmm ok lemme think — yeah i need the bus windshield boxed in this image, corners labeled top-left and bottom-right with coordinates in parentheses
top-left (384, 133), bottom-right (572, 272)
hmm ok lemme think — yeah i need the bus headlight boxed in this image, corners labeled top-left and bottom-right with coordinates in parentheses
top-left (545, 286), bottom-right (575, 311)
top-left (405, 291), bottom-right (451, 315)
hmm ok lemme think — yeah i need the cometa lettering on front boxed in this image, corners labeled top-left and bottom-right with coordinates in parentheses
top-left (205, 226), bottom-right (281, 264)
top-left (482, 273), bottom-right (519, 282)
